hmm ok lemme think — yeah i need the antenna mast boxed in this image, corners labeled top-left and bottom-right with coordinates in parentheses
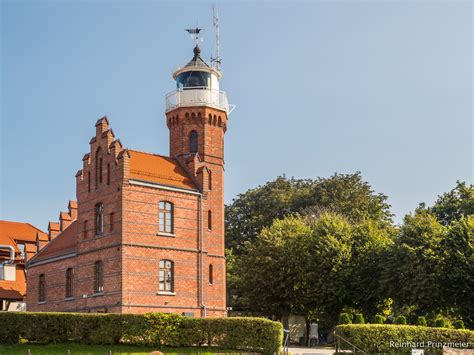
top-left (211, 5), bottom-right (222, 71)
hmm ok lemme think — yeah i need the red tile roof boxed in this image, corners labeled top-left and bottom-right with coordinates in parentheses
top-left (128, 150), bottom-right (197, 190)
top-left (30, 221), bottom-right (77, 264)
top-left (0, 268), bottom-right (26, 300)
top-left (0, 220), bottom-right (47, 253)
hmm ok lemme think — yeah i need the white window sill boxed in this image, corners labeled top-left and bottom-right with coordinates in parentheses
top-left (92, 292), bottom-right (104, 297)
top-left (38, 301), bottom-right (46, 305)
top-left (157, 232), bottom-right (176, 238)
top-left (157, 291), bottom-right (176, 296)
top-left (65, 297), bottom-right (75, 301)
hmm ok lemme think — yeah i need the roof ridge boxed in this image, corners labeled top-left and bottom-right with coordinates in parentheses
top-left (128, 149), bottom-right (172, 160)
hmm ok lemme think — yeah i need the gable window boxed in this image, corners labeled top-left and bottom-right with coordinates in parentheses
top-left (158, 201), bottom-right (173, 234)
top-left (94, 261), bottom-right (103, 293)
top-left (88, 172), bottom-right (91, 192)
top-left (95, 147), bottom-right (102, 189)
top-left (189, 130), bottom-right (198, 153)
top-left (208, 210), bottom-right (212, 230)
top-left (208, 171), bottom-right (212, 190)
top-left (66, 268), bottom-right (74, 298)
top-left (107, 163), bottom-right (110, 185)
top-left (159, 260), bottom-right (174, 292)
top-left (84, 220), bottom-right (88, 239)
top-left (209, 264), bottom-right (213, 285)
top-left (39, 274), bottom-right (45, 302)
top-left (95, 203), bottom-right (104, 236)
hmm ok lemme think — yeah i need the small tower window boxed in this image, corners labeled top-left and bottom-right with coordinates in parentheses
top-left (110, 212), bottom-right (114, 232)
top-left (95, 203), bottom-right (104, 236)
top-left (66, 268), bottom-right (74, 298)
top-left (88, 172), bottom-right (91, 193)
top-left (209, 264), bottom-right (213, 285)
top-left (189, 130), bottom-right (198, 153)
top-left (107, 163), bottom-right (110, 185)
top-left (208, 170), bottom-right (212, 190)
top-left (83, 220), bottom-right (88, 239)
top-left (38, 274), bottom-right (45, 302)
top-left (94, 261), bottom-right (103, 293)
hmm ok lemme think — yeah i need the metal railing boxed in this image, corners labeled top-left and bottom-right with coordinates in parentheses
top-left (165, 87), bottom-right (229, 113)
top-left (335, 333), bottom-right (366, 354)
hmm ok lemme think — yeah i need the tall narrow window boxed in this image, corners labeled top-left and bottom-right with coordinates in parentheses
top-left (208, 210), bottom-right (212, 230)
top-left (95, 203), bottom-right (104, 236)
top-left (110, 212), bottom-right (114, 232)
top-left (107, 163), bottom-right (110, 185)
top-left (158, 202), bottom-right (173, 234)
top-left (208, 171), bottom-right (212, 190)
top-left (38, 274), bottom-right (45, 302)
top-left (66, 268), bottom-right (74, 298)
top-left (95, 147), bottom-right (101, 189)
top-left (189, 130), bottom-right (198, 153)
top-left (209, 264), bottom-right (213, 285)
top-left (84, 220), bottom-right (88, 239)
top-left (159, 260), bottom-right (174, 292)
top-left (94, 261), bottom-right (103, 293)
top-left (88, 172), bottom-right (91, 192)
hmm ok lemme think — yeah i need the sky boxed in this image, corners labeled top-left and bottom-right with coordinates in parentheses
top-left (1, 0), bottom-right (472, 230)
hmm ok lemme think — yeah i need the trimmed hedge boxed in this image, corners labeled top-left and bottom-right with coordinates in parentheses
top-left (336, 324), bottom-right (474, 354)
top-left (0, 312), bottom-right (282, 354)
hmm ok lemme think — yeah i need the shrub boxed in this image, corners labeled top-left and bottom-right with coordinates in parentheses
top-left (434, 317), bottom-right (451, 328)
top-left (453, 320), bottom-right (465, 330)
top-left (395, 315), bottom-right (407, 325)
top-left (373, 315), bottom-right (385, 324)
top-left (338, 313), bottom-right (352, 325)
top-left (0, 312), bottom-right (282, 354)
top-left (354, 314), bottom-right (365, 324)
top-left (335, 324), bottom-right (474, 353)
top-left (417, 316), bottom-right (427, 327)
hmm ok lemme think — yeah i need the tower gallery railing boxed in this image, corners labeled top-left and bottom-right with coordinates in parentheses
top-left (165, 87), bottom-right (229, 113)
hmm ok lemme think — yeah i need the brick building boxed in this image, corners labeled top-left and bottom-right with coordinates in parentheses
top-left (0, 220), bottom-right (48, 311)
top-left (26, 44), bottom-right (229, 317)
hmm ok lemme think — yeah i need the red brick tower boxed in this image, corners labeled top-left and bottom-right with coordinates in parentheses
top-left (165, 44), bottom-right (228, 317)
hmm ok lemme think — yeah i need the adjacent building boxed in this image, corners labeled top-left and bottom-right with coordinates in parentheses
top-left (26, 44), bottom-right (229, 317)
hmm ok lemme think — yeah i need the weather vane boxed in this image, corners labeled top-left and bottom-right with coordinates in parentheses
top-left (185, 27), bottom-right (203, 47)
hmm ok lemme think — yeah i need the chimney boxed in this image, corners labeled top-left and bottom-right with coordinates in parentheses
top-left (48, 222), bottom-right (60, 240)
top-left (59, 212), bottom-right (72, 231)
top-left (68, 200), bottom-right (78, 220)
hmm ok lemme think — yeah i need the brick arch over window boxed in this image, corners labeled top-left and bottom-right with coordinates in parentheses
top-left (189, 130), bottom-right (198, 153)
top-left (158, 201), bottom-right (174, 234)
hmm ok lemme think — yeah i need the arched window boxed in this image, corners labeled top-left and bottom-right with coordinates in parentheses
top-left (94, 261), bottom-right (103, 293)
top-left (159, 260), bottom-right (174, 292)
top-left (209, 264), bottom-right (213, 285)
top-left (158, 201), bottom-right (173, 234)
top-left (208, 210), bottom-right (212, 230)
top-left (208, 170), bottom-right (212, 191)
top-left (95, 203), bottom-right (104, 236)
top-left (38, 274), bottom-right (45, 302)
top-left (189, 130), bottom-right (198, 153)
top-left (66, 268), bottom-right (74, 298)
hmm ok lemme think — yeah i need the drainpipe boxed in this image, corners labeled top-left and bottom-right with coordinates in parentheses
top-left (0, 245), bottom-right (15, 266)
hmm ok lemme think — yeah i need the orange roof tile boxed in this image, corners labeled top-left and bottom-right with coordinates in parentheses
top-left (48, 222), bottom-right (60, 231)
top-left (0, 220), bottom-right (47, 249)
top-left (128, 150), bottom-right (197, 190)
top-left (30, 221), bottom-right (77, 264)
top-left (0, 269), bottom-right (26, 300)
top-left (59, 212), bottom-right (72, 221)
top-left (68, 200), bottom-right (78, 209)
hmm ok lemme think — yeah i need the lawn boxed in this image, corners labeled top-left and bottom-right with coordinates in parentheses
top-left (0, 344), bottom-right (241, 355)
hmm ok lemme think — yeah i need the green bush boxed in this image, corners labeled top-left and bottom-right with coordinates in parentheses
top-left (338, 313), bottom-right (352, 325)
top-left (373, 315), bottom-right (385, 324)
top-left (0, 312), bottom-right (282, 354)
top-left (354, 314), bottom-right (365, 324)
top-left (336, 324), bottom-right (474, 353)
top-left (395, 315), bottom-right (407, 325)
top-left (453, 320), bottom-right (465, 330)
top-left (417, 316), bottom-right (427, 327)
top-left (434, 317), bottom-right (451, 328)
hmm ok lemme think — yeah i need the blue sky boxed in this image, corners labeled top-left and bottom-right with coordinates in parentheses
top-left (1, 0), bottom-right (472, 229)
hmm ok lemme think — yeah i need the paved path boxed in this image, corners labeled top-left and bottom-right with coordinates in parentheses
top-left (287, 346), bottom-right (336, 354)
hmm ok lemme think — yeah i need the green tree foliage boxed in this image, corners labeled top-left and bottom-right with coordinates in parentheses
top-left (338, 313), bottom-right (352, 325)
top-left (417, 316), bottom-right (427, 327)
top-left (395, 315), bottom-right (407, 325)
top-left (383, 211), bottom-right (445, 314)
top-left (354, 314), bottom-right (365, 324)
top-left (225, 173), bottom-right (392, 252)
top-left (429, 181), bottom-right (474, 226)
top-left (453, 320), bottom-right (465, 330)
top-left (232, 216), bottom-right (313, 328)
top-left (374, 315), bottom-right (385, 324)
top-left (440, 216), bottom-right (474, 327)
